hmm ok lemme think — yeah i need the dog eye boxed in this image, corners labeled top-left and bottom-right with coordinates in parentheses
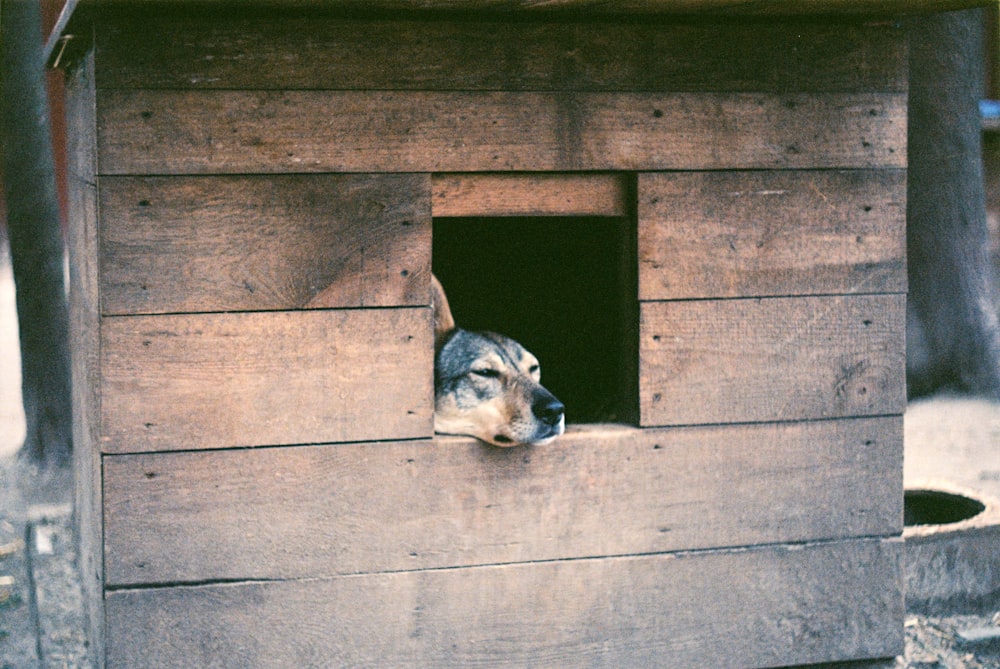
top-left (471, 368), bottom-right (500, 379)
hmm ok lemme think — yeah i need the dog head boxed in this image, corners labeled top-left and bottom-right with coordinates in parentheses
top-left (432, 275), bottom-right (565, 447)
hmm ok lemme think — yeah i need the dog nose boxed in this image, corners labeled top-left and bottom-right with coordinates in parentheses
top-left (532, 392), bottom-right (565, 427)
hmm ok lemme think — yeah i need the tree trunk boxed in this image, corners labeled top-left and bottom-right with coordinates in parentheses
top-left (0, 0), bottom-right (72, 466)
top-left (907, 8), bottom-right (1000, 398)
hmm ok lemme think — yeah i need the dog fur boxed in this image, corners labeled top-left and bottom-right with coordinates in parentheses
top-left (432, 275), bottom-right (565, 446)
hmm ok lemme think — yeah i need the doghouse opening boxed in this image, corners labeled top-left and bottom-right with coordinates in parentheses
top-left (904, 489), bottom-right (986, 526)
top-left (433, 213), bottom-right (638, 425)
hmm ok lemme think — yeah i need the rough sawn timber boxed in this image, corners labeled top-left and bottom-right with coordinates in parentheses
top-left (91, 18), bottom-right (907, 93)
top-left (95, 90), bottom-right (906, 175)
top-left (99, 308), bottom-right (433, 452)
top-left (103, 419), bottom-right (902, 586)
top-left (65, 50), bottom-right (104, 659)
top-left (638, 170), bottom-right (906, 299)
top-left (103, 537), bottom-right (904, 669)
top-left (432, 173), bottom-right (629, 218)
top-left (640, 294), bottom-right (906, 426)
top-left (54, 6), bottom-right (912, 668)
top-left (99, 174), bottom-right (431, 315)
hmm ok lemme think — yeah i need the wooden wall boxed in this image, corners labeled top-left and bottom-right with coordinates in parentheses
top-left (66, 11), bottom-right (907, 668)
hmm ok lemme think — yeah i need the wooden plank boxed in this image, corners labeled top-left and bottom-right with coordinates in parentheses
top-left (640, 294), bottom-right (906, 426)
top-left (95, 90), bottom-right (906, 175)
top-left (432, 173), bottom-right (628, 218)
top-left (104, 538), bottom-right (904, 669)
top-left (99, 174), bottom-right (431, 315)
top-left (64, 50), bottom-right (104, 663)
top-left (93, 18), bottom-right (906, 93)
top-left (638, 170), bottom-right (906, 300)
top-left (51, 0), bottom-right (997, 30)
top-left (103, 418), bottom-right (902, 586)
top-left (99, 308), bottom-right (432, 452)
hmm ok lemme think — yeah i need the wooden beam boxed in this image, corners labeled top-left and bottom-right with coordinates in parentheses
top-left (64, 50), bottom-right (105, 660)
top-left (432, 173), bottom-right (628, 218)
top-left (90, 18), bottom-right (906, 93)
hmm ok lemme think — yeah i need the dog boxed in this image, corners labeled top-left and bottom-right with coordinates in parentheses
top-left (431, 275), bottom-right (565, 446)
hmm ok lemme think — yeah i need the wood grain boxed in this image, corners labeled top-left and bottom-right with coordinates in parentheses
top-left (103, 419), bottom-right (901, 586)
top-left (61, 10), bottom-right (914, 669)
top-left (432, 173), bottom-right (629, 217)
top-left (65, 51), bottom-right (105, 662)
top-left (640, 294), bottom-right (906, 426)
top-left (104, 537), bottom-right (904, 669)
top-left (638, 170), bottom-right (906, 299)
top-left (95, 90), bottom-right (907, 175)
top-left (99, 308), bottom-right (432, 452)
top-left (99, 174), bottom-right (431, 315)
top-left (93, 17), bottom-right (906, 93)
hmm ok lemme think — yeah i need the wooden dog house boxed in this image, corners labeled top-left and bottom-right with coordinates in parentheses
top-left (49, 0), bottom-right (960, 665)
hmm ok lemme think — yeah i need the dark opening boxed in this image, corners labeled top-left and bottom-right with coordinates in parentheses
top-left (904, 489), bottom-right (985, 526)
top-left (433, 215), bottom-right (638, 425)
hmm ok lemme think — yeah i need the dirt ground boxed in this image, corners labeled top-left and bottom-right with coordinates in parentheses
top-left (899, 614), bottom-right (1000, 669)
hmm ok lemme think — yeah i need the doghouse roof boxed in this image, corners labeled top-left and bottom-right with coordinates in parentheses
top-left (49, 0), bottom-right (996, 14)
top-left (45, 0), bottom-right (993, 70)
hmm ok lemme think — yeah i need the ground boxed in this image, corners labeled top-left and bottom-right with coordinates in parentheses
top-left (900, 614), bottom-right (1000, 669)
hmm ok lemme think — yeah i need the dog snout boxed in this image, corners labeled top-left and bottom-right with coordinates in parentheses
top-left (532, 390), bottom-right (565, 427)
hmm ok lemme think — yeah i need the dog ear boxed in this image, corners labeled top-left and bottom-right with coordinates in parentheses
top-left (431, 273), bottom-right (456, 350)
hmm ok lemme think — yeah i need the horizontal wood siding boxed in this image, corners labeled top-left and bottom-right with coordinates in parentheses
top-left (104, 537), bottom-right (904, 669)
top-left (638, 170), bottom-right (906, 299)
top-left (95, 90), bottom-right (906, 175)
top-left (103, 418), bottom-right (901, 586)
top-left (93, 18), bottom-right (906, 93)
top-left (70, 10), bottom-right (910, 669)
top-left (640, 294), bottom-right (906, 426)
top-left (99, 174), bottom-right (431, 315)
top-left (99, 309), bottom-right (432, 452)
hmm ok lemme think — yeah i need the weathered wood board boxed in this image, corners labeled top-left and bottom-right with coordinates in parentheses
top-left (99, 309), bottom-right (433, 452)
top-left (640, 294), bottom-right (906, 426)
top-left (59, 7), bottom-right (910, 668)
top-left (103, 419), bottom-right (901, 586)
top-left (99, 174), bottom-right (431, 315)
top-left (638, 170), bottom-right (906, 299)
top-left (93, 18), bottom-right (906, 93)
top-left (432, 173), bottom-right (629, 218)
top-left (104, 537), bottom-right (904, 669)
top-left (95, 90), bottom-right (906, 175)
top-left (65, 51), bottom-right (104, 657)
